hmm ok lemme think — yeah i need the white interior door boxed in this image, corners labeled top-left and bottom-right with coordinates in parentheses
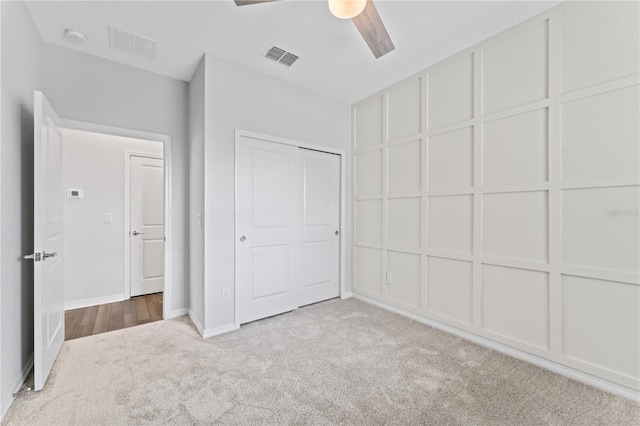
top-left (298, 149), bottom-right (340, 307)
top-left (236, 136), bottom-right (300, 324)
top-left (130, 156), bottom-right (164, 297)
top-left (33, 91), bottom-right (65, 391)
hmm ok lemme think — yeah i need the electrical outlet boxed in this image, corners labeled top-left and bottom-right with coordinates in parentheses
top-left (386, 272), bottom-right (393, 284)
top-left (222, 287), bottom-right (231, 300)
top-left (196, 213), bottom-right (202, 226)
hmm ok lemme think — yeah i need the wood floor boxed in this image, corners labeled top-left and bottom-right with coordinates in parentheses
top-left (65, 293), bottom-right (163, 341)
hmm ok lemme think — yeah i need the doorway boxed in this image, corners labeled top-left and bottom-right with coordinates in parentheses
top-left (31, 91), bottom-right (173, 390)
top-left (60, 126), bottom-right (168, 340)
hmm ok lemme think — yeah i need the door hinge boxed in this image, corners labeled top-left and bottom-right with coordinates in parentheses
top-left (23, 252), bottom-right (42, 262)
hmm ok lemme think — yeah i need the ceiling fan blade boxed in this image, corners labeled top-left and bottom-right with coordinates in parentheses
top-left (234, 0), bottom-right (280, 6)
top-left (351, 0), bottom-right (395, 59)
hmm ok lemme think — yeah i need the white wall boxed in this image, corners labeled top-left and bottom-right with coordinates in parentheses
top-left (61, 128), bottom-right (163, 309)
top-left (0, 0), bottom-right (41, 418)
top-left (352, 1), bottom-right (639, 394)
top-left (188, 57), bottom-right (205, 328)
top-left (41, 43), bottom-right (190, 316)
top-left (198, 54), bottom-right (351, 333)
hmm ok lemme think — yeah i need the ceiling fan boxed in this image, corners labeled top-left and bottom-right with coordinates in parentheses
top-left (234, 0), bottom-right (395, 58)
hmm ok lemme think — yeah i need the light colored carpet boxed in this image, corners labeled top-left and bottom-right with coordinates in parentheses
top-left (3, 298), bottom-right (639, 425)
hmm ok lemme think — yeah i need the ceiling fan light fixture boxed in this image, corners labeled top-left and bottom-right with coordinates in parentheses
top-left (328, 0), bottom-right (367, 19)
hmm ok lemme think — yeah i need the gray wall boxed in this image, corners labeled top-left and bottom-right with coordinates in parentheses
top-left (201, 54), bottom-right (352, 332)
top-left (40, 43), bottom-right (190, 316)
top-left (0, 0), bottom-right (41, 417)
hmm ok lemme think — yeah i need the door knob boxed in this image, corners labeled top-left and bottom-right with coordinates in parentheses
top-left (335, 230), bottom-right (339, 236)
top-left (240, 236), bottom-right (246, 242)
top-left (132, 231), bottom-right (144, 236)
top-left (42, 252), bottom-right (57, 260)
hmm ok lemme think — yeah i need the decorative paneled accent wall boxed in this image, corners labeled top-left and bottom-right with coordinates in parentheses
top-left (352, 1), bottom-right (639, 391)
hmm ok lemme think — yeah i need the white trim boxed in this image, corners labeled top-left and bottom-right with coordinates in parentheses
top-left (167, 308), bottom-right (189, 319)
top-left (1, 355), bottom-right (33, 420)
top-left (64, 294), bottom-right (124, 311)
top-left (123, 151), bottom-right (164, 300)
top-left (340, 291), bottom-right (353, 299)
top-left (61, 120), bottom-right (173, 320)
top-left (202, 323), bottom-right (240, 339)
top-left (353, 293), bottom-right (640, 402)
top-left (236, 129), bottom-right (347, 157)
top-left (62, 119), bottom-right (170, 144)
top-left (234, 129), bottom-right (348, 330)
top-left (189, 311), bottom-right (238, 338)
top-left (188, 310), bottom-right (205, 337)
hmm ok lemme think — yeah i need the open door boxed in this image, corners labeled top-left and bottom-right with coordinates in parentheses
top-left (28, 91), bottom-right (65, 390)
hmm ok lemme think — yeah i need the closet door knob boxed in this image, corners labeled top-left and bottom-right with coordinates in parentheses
top-left (240, 236), bottom-right (247, 242)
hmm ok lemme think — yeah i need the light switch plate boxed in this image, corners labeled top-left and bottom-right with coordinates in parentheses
top-left (104, 213), bottom-right (113, 223)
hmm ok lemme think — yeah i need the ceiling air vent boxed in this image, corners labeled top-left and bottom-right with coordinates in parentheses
top-left (263, 45), bottom-right (299, 67)
top-left (108, 25), bottom-right (157, 60)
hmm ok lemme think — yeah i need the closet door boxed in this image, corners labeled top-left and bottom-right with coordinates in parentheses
top-left (298, 149), bottom-right (341, 306)
top-left (236, 136), bottom-right (300, 324)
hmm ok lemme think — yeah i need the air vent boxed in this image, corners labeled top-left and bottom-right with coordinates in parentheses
top-left (263, 45), bottom-right (300, 67)
top-left (108, 26), bottom-right (157, 60)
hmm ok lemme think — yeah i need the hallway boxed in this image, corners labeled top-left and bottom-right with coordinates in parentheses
top-left (64, 293), bottom-right (163, 340)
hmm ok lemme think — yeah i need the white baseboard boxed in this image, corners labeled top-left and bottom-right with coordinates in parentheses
top-left (167, 308), bottom-right (189, 319)
top-left (341, 291), bottom-right (353, 299)
top-left (1, 354), bottom-right (34, 421)
top-left (353, 293), bottom-right (640, 402)
top-left (188, 310), bottom-right (205, 337)
top-left (188, 311), bottom-right (239, 338)
top-left (64, 294), bottom-right (123, 310)
top-left (202, 323), bottom-right (239, 339)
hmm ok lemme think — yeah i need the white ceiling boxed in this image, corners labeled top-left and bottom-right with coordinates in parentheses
top-left (25, 0), bottom-right (562, 104)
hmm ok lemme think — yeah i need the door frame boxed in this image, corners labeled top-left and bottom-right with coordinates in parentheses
top-left (61, 119), bottom-right (173, 320)
top-left (233, 129), bottom-right (347, 329)
top-left (124, 152), bottom-right (164, 300)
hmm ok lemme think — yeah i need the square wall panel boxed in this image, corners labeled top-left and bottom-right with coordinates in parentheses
top-left (562, 275), bottom-right (639, 379)
top-left (354, 95), bottom-right (384, 149)
top-left (428, 195), bottom-right (473, 254)
top-left (428, 54), bottom-right (474, 129)
top-left (482, 265), bottom-right (549, 349)
top-left (562, 186), bottom-right (639, 273)
top-left (388, 76), bottom-right (422, 141)
top-left (428, 127), bottom-right (474, 190)
top-left (388, 251), bottom-right (421, 309)
top-left (483, 191), bottom-right (548, 263)
top-left (483, 21), bottom-right (548, 114)
top-left (561, 1), bottom-right (640, 93)
top-left (355, 200), bottom-right (382, 245)
top-left (388, 198), bottom-right (421, 249)
top-left (388, 140), bottom-right (421, 194)
top-left (561, 86), bottom-right (639, 181)
top-left (355, 246), bottom-right (382, 296)
top-left (427, 257), bottom-right (472, 324)
top-left (483, 109), bottom-right (548, 186)
top-left (355, 149), bottom-right (382, 196)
